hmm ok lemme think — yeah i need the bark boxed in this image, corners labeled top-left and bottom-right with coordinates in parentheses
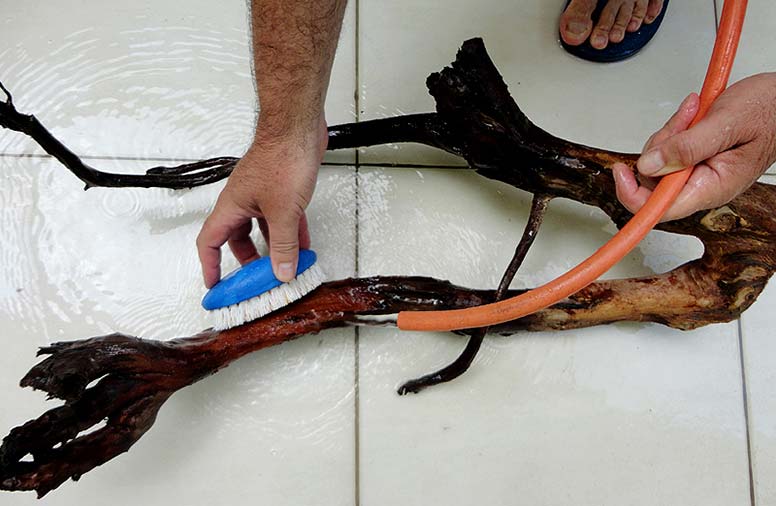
top-left (1, 38), bottom-right (774, 497)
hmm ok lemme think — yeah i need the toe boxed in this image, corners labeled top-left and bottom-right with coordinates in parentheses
top-left (560, 0), bottom-right (596, 46)
top-left (610, 2), bottom-right (634, 43)
top-left (628, 0), bottom-right (648, 31)
top-left (590, 0), bottom-right (621, 49)
top-left (644, 0), bottom-right (664, 24)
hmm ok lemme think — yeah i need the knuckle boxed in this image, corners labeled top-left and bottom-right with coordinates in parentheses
top-left (195, 228), bottom-right (209, 247)
top-left (675, 136), bottom-right (697, 163)
top-left (271, 238), bottom-right (298, 254)
top-left (602, 10), bottom-right (618, 25)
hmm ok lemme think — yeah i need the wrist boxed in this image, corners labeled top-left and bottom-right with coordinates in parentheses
top-left (255, 106), bottom-right (325, 139)
top-left (252, 112), bottom-right (326, 150)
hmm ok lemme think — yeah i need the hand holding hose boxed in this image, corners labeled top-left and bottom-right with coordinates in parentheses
top-left (614, 72), bottom-right (776, 221)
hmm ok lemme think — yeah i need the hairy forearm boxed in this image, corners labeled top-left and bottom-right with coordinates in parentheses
top-left (251, 0), bottom-right (348, 136)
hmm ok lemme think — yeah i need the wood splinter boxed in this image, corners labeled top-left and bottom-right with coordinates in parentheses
top-left (0, 38), bottom-right (774, 497)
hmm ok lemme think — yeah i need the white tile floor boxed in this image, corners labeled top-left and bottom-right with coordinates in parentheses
top-left (0, 0), bottom-right (773, 505)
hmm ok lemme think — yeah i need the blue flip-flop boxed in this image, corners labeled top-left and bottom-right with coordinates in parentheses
top-left (560, 0), bottom-right (669, 63)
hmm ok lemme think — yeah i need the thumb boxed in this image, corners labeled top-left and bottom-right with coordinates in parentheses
top-left (267, 216), bottom-right (300, 282)
top-left (637, 108), bottom-right (738, 178)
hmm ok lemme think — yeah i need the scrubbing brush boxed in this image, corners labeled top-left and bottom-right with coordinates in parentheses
top-left (202, 249), bottom-right (326, 330)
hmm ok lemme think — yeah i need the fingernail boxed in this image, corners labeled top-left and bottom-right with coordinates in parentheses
top-left (638, 149), bottom-right (665, 175)
top-left (651, 162), bottom-right (687, 177)
top-left (278, 262), bottom-right (295, 281)
top-left (568, 21), bottom-right (587, 35)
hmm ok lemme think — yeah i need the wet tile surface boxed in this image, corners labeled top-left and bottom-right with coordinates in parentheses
top-left (356, 167), bottom-right (750, 506)
top-left (2, 0), bottom-right (773, 504)
top-left (0, 158), bottom-right (357, 505)
top-left (0, 0), bottom-right (356, 164)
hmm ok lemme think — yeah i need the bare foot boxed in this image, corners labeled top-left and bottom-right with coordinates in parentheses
top-left (560, 0), bottom-right (664, 50)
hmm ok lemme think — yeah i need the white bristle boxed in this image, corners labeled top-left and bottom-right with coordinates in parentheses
top-left (210, 263), bottom-right (326, 330)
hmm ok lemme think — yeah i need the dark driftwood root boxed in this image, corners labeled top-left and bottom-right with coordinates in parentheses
top-left (1, 38), bottom-right (775, 496)
top-left (397, 193), bottom-right (552, 395)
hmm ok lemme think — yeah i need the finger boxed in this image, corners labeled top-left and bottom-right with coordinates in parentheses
top-left (610, 2), bottom-right (634, 44)
top-left (298, 213), bottom-right (311, 250)
top-left (196, 205), bottom-right (246, 288)
top-left (267, 216), bottom-right (301, 282)
top-left (642, 93), bottom-right (700, 152)
top-left (638, 96), bottom-right (743, 177)
top-left (228, 220), bottom-right (260, 265)
top-left (659, 164), bottom-right (728, 221)
top-left (613, 162), bottom-right (654, 214)
top-left (629, 0), bottom-right (648, 32)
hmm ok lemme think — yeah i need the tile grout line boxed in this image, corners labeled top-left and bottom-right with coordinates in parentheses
top-left (352, 0), bottom-right (361, 504)
top-left (2, 151), bottom-right (773, 175)
top-left (0, 151), bottom-right (473, 170)
top-left (737, 319), bottom-right (757, 506)
top-left (0, 152), bottom-right (217, 163)
top-left (712, 1), bottom-right (756, 503)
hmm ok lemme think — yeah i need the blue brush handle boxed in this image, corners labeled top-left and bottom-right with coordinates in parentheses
top-left (202, 249), bottom-right (317, 310)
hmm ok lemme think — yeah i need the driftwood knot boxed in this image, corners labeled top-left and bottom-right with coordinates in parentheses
top-left (700, 206), bottom-right (744, 232)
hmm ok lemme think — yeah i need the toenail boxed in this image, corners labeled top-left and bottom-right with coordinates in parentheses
top-left (628, 20), bottom-right (639, 30)
top-left (568, 21), bottom-right (588, 35)
top-left (645, 15), bottom-right (655, 23)
top-left (593, 34), bottom-right (607, 46)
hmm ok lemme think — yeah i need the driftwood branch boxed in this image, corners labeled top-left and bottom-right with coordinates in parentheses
top-left (0, 88), bottom-right (236, 189)
top-left (396, 193), bottom-right (552, 395)
top-left (1, 38), bottom-right (775, 496)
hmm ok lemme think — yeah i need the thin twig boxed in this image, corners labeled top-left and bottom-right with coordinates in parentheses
top-left (145, 157), bottom-right (238, 176)
top-left (397, 194), bottom-right (552, 394)
top-left (0, 89), bottom-right (234, 189)
top-left (0, 81), bottom-right (12, 106)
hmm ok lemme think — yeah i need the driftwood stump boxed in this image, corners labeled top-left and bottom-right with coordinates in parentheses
top-left (0, 38), bottom-right (774, 497)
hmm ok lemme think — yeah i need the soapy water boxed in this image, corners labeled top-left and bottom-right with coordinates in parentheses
top-left (0, 157), bottom-right (218, 341)
top-left (0, 160), bottom-right (358, 336)
top-left (0, 19), bottom-right (360, 474)
top-left (0, 157), bottom-right (359, 501)
top-left (0, 24), bottom-right (255, 160)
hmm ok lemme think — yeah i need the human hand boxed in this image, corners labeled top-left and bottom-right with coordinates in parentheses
top-left (197, 116), bottom-right (328, 287)
top-left (613, 72), bottom-right (776, 222)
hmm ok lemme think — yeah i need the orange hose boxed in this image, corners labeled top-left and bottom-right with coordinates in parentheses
top-left (398, 0), bottom-right (748, 332)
